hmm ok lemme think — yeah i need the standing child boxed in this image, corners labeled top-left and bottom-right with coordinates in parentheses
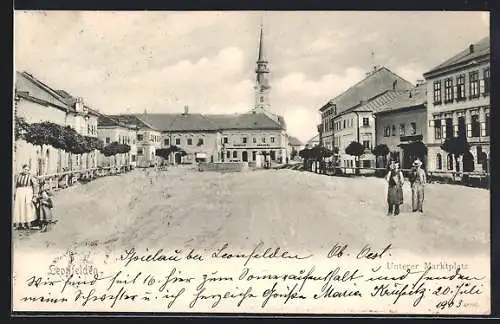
top-left (36, 188), bottom-right (54, 232)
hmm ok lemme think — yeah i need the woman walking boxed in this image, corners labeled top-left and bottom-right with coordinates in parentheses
top-left (13, 164), bottom-right (38, 230)
top-left (410, 159), bottom-right (426, 213)
top-left (385, 161), bottom-right (404, 215)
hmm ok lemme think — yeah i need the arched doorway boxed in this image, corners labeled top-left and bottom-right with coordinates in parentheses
top-left (462, 151), bottom-right (474, 172)
top-left (242, 151), bottom-right (248, 162)
top-left (175, 153), bottom-right (182, 165)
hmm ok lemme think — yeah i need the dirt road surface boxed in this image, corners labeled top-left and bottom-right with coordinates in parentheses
top-left (12, 167), bottom-right (489, 256)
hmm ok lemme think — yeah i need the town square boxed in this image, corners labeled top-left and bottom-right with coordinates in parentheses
top-left (13, 12), bottom-right (489, 265)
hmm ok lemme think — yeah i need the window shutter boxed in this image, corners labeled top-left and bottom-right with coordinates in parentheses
top-left (467, 124), bottom-right (472, 138)
top-left (479, 80), bottom-right (485, 95)
top-left (453, 85), bottom-right (457, 99)
top-left (481, 122), bottom-right (486, 137)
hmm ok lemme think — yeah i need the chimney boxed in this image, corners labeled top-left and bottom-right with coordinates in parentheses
top-left (392, 80), bottom-right (398, 90)
top-left (183, 105), bottom-right (189, 115)
top-left (75, 97), bottom-right (84, 112)
top-left (409, 90), bottom-right (413, 98)
top-left (469, 44), bottom-right (474, 54)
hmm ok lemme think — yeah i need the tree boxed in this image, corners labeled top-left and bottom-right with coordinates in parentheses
top-left (345, 141), bottom-right (365, 175)
top-left (372, 144), bottom-right (390, 169)
top-left (441, 136), bottom-right (470, 172)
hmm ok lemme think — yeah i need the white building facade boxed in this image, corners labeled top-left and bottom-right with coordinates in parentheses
top-left (424, 37), bottom-right (490, 173)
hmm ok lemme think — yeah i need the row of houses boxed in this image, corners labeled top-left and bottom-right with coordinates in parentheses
top-left (313, 36), bottom-right (490, 174)
top-left (13, 72), bottom-right (300, 176)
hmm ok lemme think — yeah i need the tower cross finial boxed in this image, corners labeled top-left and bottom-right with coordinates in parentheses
top-left (370, 49), bottom-right (377, 71)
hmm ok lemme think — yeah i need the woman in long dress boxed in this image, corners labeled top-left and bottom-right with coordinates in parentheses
top-left (385, 162), bottom-right (404, 215)
top-left (13, 164), bottom-right (38, 230)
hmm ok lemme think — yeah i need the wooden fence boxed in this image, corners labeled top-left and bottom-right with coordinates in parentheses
top-left (35, 165), bottom-right (135, 192)
top-left (303, 162), bottom-right (489, 188)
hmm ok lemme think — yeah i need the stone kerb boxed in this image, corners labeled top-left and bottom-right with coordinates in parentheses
top-left (198, 162), bottom-right (249, 172)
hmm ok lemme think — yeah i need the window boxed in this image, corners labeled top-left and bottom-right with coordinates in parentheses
top-left (226, 151), bottom-right (230, 159)
top-left (486, 113), bottom-right (490, 136)
top-left (242, 137), bottom-right (247, 144)
top-left (410, 122), bottom-right (417, 135)
top-left (456, 75), bottom-right (466, 101)
top-left (164, 139), bottom-right (170, 146)
top-left (363, 118), bottom-right (369, 127)
top-left (434, 120), bottom-right (442, 139)
top-left (469, 71), bottom-right (479, 99)
top-left (187, 138), bottom-right (193, 145)
top-left (137, 134), bottom-right (143, 141)
top-left (223, 137), bottom-right (228, 144)
top-left (198, 138), bottom-right (204, 146)
top-left (362, 140), bottom-right (370, 150)
top-left (271, 137), bottom-right (275, 143)
top-left (106, 137), bottom-right (110, 144)
top-left (391, 125), bottom-right (396, 136)
top-left (131, 155), bottom-right (136, 162)
top-left (436, 153), bottom-right (442, 170)
top-left (399, 124), bottom-right (405, 136)
top-left (433, 80), bottom-right (442, 104)
top-left (260, 96), bottom-right (264, 103)
top-left (447, 153), bottom-right (454, 170)
top-left (458, 117), bottom-right (466, 138)
top-left (262, 137), bottom-right (266, 143)
top-left (384, 126), bottom-right (391, 137)
top-left (483, 68), bottom-right (490, 95)
top-left (362, 160), bottom-right (371, 168)
top-left (137, 148), bottom-right (144, 156)
top-left (253, 137), bottom-right (256, 143)
top-left (471, 115), bottom-right (480, 137)
top-left (477, 146), bottom-right (483, 164)
top-left (444, 78), bottom-right (453, 103)
top-left (445, 118), bottom-right (453, 139)
top-left (343, 120), bottom-right (346, 129)
top-left (175, 138), bottom-right (181, 145)
top-left (233, 151), bottom-right (237, 159)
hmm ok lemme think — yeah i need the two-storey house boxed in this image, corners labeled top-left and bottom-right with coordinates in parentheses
top-left (423, 37), bottom-right (490, 173)
top-left (319, 67), bottom-right (414, 170)
top-left (374, 82), bottom-right (427, 169)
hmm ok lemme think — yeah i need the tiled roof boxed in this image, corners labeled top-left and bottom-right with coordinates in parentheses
top-left (424, 36), bottom-right (490, 76)
top-left (375, 86), bottom-right (427, 115)
top-left (15, 72), bottom-right (69, 110)
top-left (114, 112), bottom-right (284, 132)
top-left (322, 67), bottom-right (414, 114)
top-left (205, 113), bottom-right (284, 130)
top-left (288, 136), bottom-right (303, 146)
top-left (98, 114), bottom-right (136, 129)
top-left (306, 134), bottom-right (319, 145)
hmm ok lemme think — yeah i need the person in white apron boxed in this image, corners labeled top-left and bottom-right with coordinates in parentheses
top-left (13, 164), bottom-right (38, 230)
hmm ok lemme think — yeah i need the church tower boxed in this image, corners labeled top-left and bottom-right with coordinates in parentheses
top-left (252, 25), bottom-right (271, 114)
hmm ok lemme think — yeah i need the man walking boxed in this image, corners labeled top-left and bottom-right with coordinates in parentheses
top-left (411, 159), bottom-right (426, 213)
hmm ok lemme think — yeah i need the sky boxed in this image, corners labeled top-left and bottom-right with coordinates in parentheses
top-left (14, 11), bottom-right (489, 143)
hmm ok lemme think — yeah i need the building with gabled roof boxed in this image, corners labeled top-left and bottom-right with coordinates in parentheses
top-left (14, 71), bottom-right (101, 175)
top-left (318, 67), bottom-right (414, 170)
top-left (316, 66), bottom-right (414, 171)
top-left (374, 82), bottom-right (428, 169)
top-left (423, 36), bottom-right (490, 174)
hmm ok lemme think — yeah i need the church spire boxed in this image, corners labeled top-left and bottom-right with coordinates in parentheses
top-left (257, 24), bottom-right (267, 63)
top-left (253, 23), bottom-right (271, 114)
